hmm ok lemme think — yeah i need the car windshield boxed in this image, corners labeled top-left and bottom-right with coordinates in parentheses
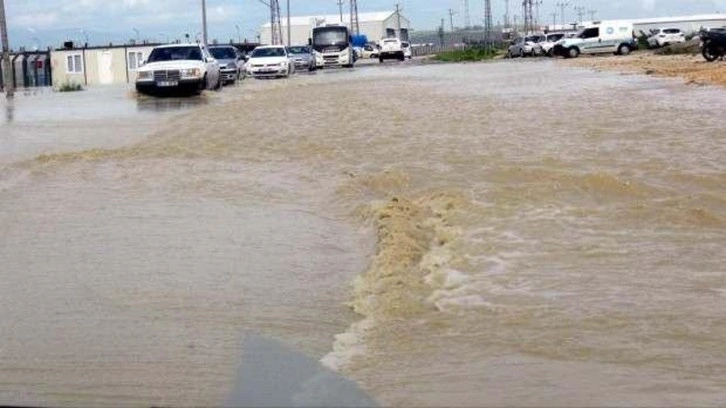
top-left (147, 46), bottom-right (203, 62)
top-left (209, 47), bottom-right (237, 59)
top-left (251, 47), bottom-right (286, 57)
top-left (549, 34), bottom-right (564, 41)
top-left (287, 46), bottom-right (310, 54)
top-left (663, 28), bottom-right (681, 34)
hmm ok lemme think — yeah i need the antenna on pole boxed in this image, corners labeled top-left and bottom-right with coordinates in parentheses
top-left (350, 0), bottom-right (360, 35)
top-left (448, 8), bottom-right (457, 32)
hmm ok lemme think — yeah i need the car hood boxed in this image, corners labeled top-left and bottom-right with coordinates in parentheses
top-left (290, 54), bottom-right (312, 60)
top-left (216, 58), bottom-right (238, 67)
top-left (139, 60), bottom-right (206, 72)
top-left (248, 56), bottom-right (288, 65)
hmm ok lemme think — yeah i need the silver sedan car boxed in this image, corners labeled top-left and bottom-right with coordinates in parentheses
top-left (287, 46), bottom-right (316, 72)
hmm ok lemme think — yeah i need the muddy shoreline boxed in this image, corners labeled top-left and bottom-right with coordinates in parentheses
top-left (562, 51), bottom-right (726, 87)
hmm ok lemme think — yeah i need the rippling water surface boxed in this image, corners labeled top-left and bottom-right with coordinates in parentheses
top-left (1, 60), bottom-right (725, 406)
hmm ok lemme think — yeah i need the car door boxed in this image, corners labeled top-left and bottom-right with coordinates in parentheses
top-left (579, 27), bottom-right (601, 53)
top-left (202, 46), bottom-right (219, 86)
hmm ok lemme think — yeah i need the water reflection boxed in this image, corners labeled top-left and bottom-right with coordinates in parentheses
top-left (136, 95), bottom-right (209, 113)
top-left (4, 97), bottom-right (14, 124)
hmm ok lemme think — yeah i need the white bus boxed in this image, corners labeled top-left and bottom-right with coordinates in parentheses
top-left (311, 25), bottom-right (355, 69)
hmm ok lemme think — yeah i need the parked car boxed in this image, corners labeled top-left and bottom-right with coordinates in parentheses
top-left (287, 45), bottom-right (316, 72)
top-left (508, 35), bottom-right (544, 57)
top-left (135, 44), bottom-right (221, 95)
top-left (209, 45), bottom-right (245, 85)
top-left (647, 28), bottom-right (686, 48)
top-left (246, 45), bottom-right (295, 79)
top-left (554, 21), bottom-right (636, 58)
top-left (402, 41), bottom-right (413, 59)
top-left (535, 33), bottom-right (566, 56)
top-left (507, 37), bottom-right (525, 58)
top-left (378, 38), bottom-right (405, 62)
top-left (362, 44), bottom-right (379, 59)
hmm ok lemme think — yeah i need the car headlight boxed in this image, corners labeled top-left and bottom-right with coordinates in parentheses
top-left (279, 62), bottom-right (287, 67)
top-left (180, 68), bottom-right (202, 78)
top-left (137, 71), bottom-right (152, 80)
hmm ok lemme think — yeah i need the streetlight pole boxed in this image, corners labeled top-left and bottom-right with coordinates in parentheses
top-left (201, 0), bottom-right (208, 45)
top-left (0, 0), bottom-right (13, 97)
top-left (236, 25), bottom-right (241, 44)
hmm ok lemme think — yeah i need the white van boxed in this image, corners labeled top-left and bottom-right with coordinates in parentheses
top-left (554, 20), bottom-right (636, 58)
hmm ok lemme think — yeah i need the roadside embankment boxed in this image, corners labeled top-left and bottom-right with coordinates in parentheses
top-left (563, 52), bottom-right (726, 87)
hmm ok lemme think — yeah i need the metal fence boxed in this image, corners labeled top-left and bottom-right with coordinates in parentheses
top-left (0, 51), bottom-right (52, 90)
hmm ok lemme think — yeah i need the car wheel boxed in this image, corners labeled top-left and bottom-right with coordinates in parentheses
top-left (547, 48), bottom-right (554, 57)
top-left (618, 44), bottom-right (631, 56)
top-left (379, 57), bottom-right (384, 63)
top-left (567, 47), bottom-right (580, 58)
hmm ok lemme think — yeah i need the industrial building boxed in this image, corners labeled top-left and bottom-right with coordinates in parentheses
top-left (631, 14), bottom-right (726, 35)
top-left (260, 11), bottom-right (411, 45)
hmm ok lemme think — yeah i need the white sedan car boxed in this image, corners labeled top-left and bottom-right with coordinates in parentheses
top-left (135, 44), bottom-right (221, 95)
top-left (648, 28), bottom-right (686, 48)
top-left (246, 46), bottom-right (295, 79)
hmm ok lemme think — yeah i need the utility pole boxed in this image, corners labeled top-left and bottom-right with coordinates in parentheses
top-left (534, 0), bottom-right (543, 30)
top-left (350, 0), bottom-right (360, 36)
top-left (1, 0), bottom-right (13, 97)
top-left (286, 0), bottom-right (291, 46)
top-left (394, 3), bottom-right (402, 39)
top-left (270, 0), bottom-right (282, 44)
top-left (504, 0), bottom-right (510, 29)
top-left (438, 18), bottom-right (445, 45)
top-left (551, 12), bottom-right (557, 31)
top-left (588, 9), bottom-right (597, 20)
top-left (201, 0), bottom-right (208, 45)
top-left (448, 8), bottom-right (456, 33)
top-left (574, 6), bottom-right (585, 22)
top-left (463, 0), bottom-right (471, 29)
top-left (522, 0), bottom-right (533, 34)
top-left (483, 0), bottom-right (493, 45)
top-left (337, 0), bottom-right (344, 22)
top-left (556, 1), bottom-right (569, 28)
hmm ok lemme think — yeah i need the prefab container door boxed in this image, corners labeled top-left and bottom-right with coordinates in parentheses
top-left (97, 51), bottom-right (113, 84)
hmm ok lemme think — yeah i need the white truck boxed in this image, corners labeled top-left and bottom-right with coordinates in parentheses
top-left (378, 38), bottom-right (405, 62)
top-left (553, 20), bottom-right (637, 58)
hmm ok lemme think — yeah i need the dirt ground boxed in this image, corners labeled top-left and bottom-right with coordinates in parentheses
top-left (563, 52), bottom-right (726, 87)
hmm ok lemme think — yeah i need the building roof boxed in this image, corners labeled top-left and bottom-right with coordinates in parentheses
top-left (631, 14), bottom-right (726, 25)
top-left (262, 11), bottom-right (397, 28)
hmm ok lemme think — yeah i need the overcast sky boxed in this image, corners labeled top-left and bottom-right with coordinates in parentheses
top-left (5, 0), bottom-right (726, 48)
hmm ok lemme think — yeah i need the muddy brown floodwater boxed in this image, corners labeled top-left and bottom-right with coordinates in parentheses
top-left (1, 60), bottom-right (725, 407)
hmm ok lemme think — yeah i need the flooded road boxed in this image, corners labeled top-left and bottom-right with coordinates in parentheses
top-left (1, 60), bottom-right (725, 406)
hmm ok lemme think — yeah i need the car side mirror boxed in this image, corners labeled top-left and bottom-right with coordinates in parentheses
top-left (244, 55), bottom-right (250, 61)
top-left (139, 60), bottom-right (145, 66)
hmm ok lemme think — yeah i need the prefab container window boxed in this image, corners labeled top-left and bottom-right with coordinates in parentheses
top-left (66, 54), bottom-right (83, 73)
top-left (128, 51), bottom-right (144, 70)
